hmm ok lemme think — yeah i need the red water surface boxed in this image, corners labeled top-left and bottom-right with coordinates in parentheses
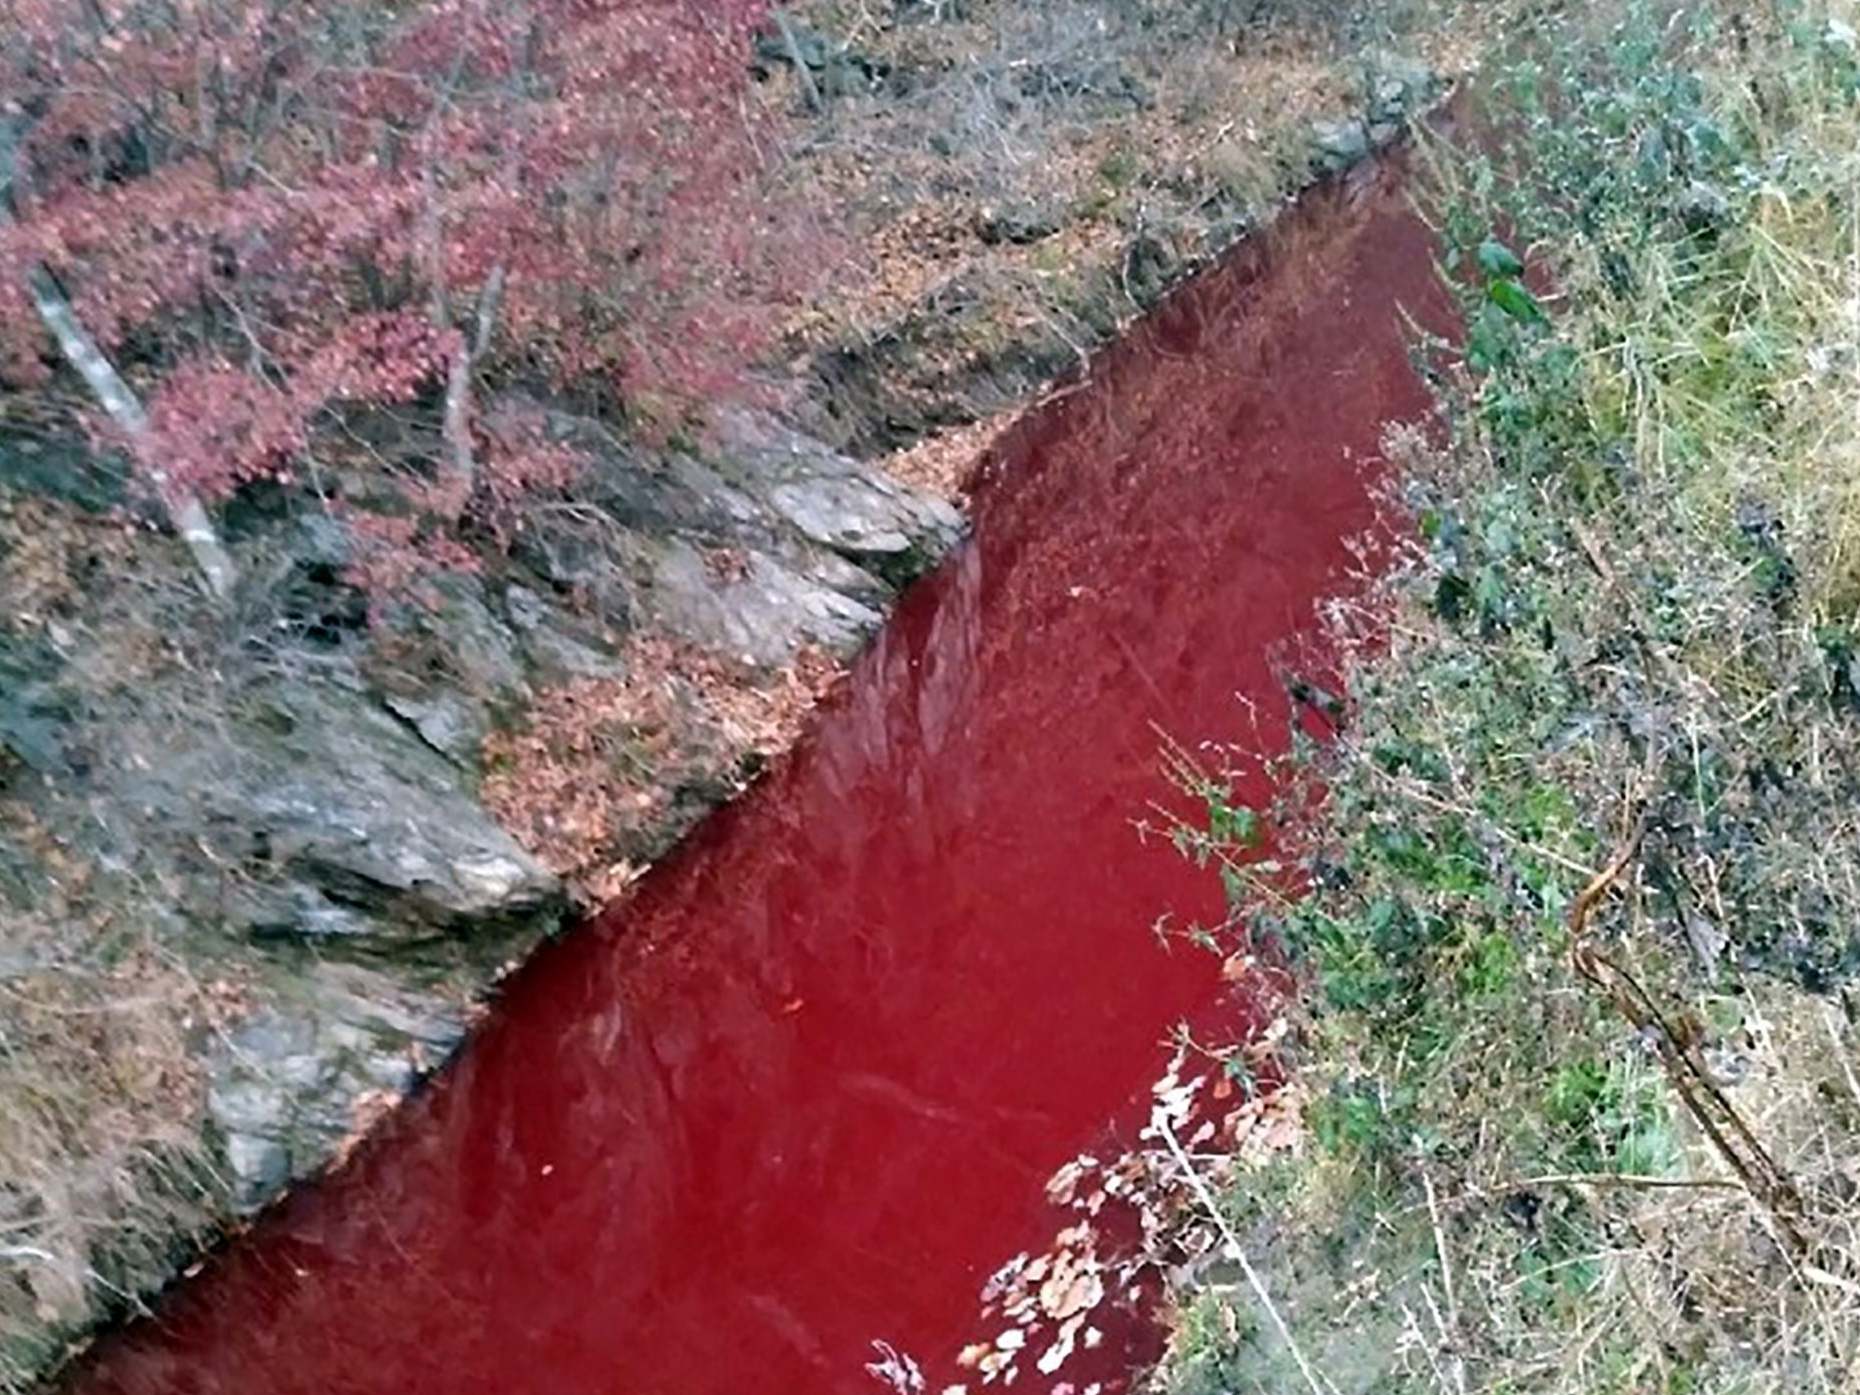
top-left (68, 152), bottom-right (1448, 1395)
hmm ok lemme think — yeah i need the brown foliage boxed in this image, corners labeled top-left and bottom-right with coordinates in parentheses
top-left (481, 635), bottom-right (839, 902)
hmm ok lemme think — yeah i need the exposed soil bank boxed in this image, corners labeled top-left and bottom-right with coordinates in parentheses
top-left (62, 149), bottom-right (1449, 1395)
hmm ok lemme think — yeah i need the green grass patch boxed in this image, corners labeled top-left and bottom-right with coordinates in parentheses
top-left (1154, 3), bottom-right (1860, 1392)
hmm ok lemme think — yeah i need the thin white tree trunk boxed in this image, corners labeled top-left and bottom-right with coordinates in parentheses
top-left (440, 263), bottom-right (506, 509)
top-left (23, 266), bottom-right (238, 598)
top-left (3, 119), bottom-right (235, 598)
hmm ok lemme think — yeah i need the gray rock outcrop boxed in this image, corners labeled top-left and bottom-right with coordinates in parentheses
top-left (0, 403), bottom-right (964, 1367)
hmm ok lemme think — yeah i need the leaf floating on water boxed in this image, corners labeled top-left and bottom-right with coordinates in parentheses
top-left (1141, 1046), bottom-right (1205, 1142)
top-left (864, 1340), bottom-right (925, 1394)
top-left (1036, 1314), bottom-right (1087, 1376)
top-left (980, 1253), bottom-right (1028, 1304)
top-left (1038, 1259), bottom-right (1104, 1322)
top-left (956, 1214), bottom-right (1116, 1385)
top-left (1044, 1155), bottom-right (1098, 1206)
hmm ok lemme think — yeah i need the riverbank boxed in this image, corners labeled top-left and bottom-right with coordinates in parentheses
top-left (0, 4), bottom-right (1462, 1388)
top-left (53, 129), bottom-right (1454, 1395)
top-left (1150, 5), bottom-right (1860, 1391)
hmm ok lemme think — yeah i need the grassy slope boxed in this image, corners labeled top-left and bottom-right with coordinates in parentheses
top-left (1156, 4), bottom-right (1860, 1392)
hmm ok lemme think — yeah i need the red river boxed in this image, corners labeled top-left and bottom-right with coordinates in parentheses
top-left (68, 150), bottom-right (1447, 1395)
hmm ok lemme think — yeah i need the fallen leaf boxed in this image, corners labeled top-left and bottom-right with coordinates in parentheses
top-left (1040, 1263), bottom-right (1104, 1321)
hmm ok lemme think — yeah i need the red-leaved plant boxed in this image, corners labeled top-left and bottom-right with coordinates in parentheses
top-left (0, 0), bottom-right (802, 600)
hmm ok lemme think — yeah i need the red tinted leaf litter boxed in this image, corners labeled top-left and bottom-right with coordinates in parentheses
top-left (68, 152), bottom-right (1448, 1395)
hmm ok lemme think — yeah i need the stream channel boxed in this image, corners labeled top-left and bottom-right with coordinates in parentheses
top-left (69, 146), bottom-right (1450, 1395)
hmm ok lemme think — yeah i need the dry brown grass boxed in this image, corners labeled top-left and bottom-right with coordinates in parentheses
top-left (766, 0), bottom-right (1482, 460)
top-left (0, 802), bottom-right (234, 1387)
top-left (480, 635), bottom-right (840, 903)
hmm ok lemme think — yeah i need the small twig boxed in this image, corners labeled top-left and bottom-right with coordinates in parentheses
top-left (1370, 764), bottom-right (1601, 880)
top-left (1420, 1168), bottom-right (1467, 1395)
top-left (440, 263), bottom-right (506, 504)
top-left (1566, 513), bottom-right (1690, 691)
top-left (1823, 1005), bottom-right (1860, 1112)
top-left (1422, 1168), bottom-right (1460, 1332)
top-left (1399, 1299), bottom-right (1452, 1395)
top-left (1568, 809), bottom-right (1812, 1256)
top-left (1804, 1264), bottom-right (1860, 1300)
top-left (1158, 1115), bottom-right (1331, 1395)
top-left (772, 9), bottom-right (823, 113)
top-left (1512, 1172), bottom-right (1745, 1192)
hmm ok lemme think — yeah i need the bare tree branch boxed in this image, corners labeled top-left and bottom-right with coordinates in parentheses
top-left (772, 9), bottom-right (823, 113)
top-left (441, 264), bottom-right (506, 506)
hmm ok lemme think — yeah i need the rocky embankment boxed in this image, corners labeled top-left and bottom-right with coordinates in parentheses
top-left (196, 407), bottom-right (959, 1207)
top-left (0, 406), bottom-right (957, 1382)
